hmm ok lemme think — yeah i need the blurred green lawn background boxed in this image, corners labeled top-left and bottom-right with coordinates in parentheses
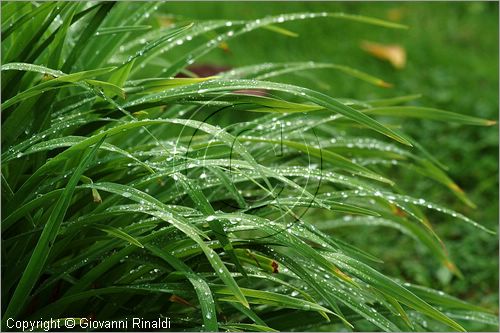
top-left (163, 1), bottom-right (499, 315)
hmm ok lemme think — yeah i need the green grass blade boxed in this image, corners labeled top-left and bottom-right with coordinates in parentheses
top-left (125, 79), bottom-right (412, 145)
top-left (62, 2), bottom-right (115, 72)
top-left (2, 136), bottom-right (106, 322)
top-left (94, 224), bottom-right (144, 248)
top-left (146, 244), bottom-right (218, 331)
top-left (364, 106), bottom-right (497, 126)
top-left (327, 253), bottom-right (466, 332)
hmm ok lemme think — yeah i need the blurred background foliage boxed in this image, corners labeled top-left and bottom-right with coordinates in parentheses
top-left (162, 0), bottom-right (499, 315)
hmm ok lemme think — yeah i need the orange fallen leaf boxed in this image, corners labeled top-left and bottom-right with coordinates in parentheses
top-left (361, 41), bottom-right (406, 69)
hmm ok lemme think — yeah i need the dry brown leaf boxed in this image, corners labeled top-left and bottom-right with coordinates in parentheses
top-left (169, 294), bottom-right (195, 307)
top-left (360, 41), bottom-right (407, 69)
top-left (271, 260), bottom-right (279, 273)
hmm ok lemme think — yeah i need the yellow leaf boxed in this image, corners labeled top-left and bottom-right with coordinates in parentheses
top-left (219, 41), bottom-right (231, 52)
top-left (387, 8), bottom-right (405, 22)
top-left (157, 16), bottom-right (174, 27)
top-left (133, 111), bottom-right (149, 119)
top-left (361, 41), bottom-right (407, 69)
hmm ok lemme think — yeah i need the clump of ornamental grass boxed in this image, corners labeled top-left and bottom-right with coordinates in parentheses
top-left (1, 2), bottom-right (498, 332)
